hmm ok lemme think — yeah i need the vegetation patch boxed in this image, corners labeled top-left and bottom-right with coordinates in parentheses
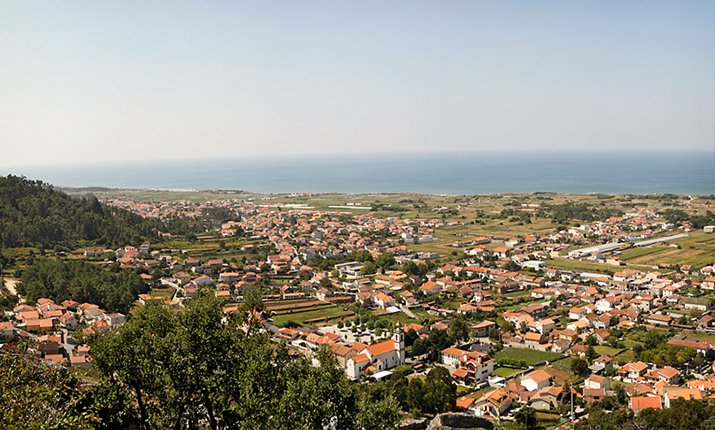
top-left (494, 348), bottom-right (563, 366)
top-left (492, 367), bottom-right (523, 378)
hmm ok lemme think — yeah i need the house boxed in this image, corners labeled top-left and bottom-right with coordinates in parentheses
top-left (470, 321), bottom-right (497, 338)
top-left (583, 388), bottom-right (607, 404)
top-left (644, 366), bottom-right (680, 385)
top-left (663, 388), bottom-right (702, 408)
top-left (473, 388), bottom-right (512, 418)
top-left (534, 318), bottom-right (555, 335)
top-left (521, 303), bottom-right (546, 320)
top-left (521, 369), bottom-right (552, 392)
top-left (373, 293), bottom-right (396, 309)
top-left (450, 351), bottom-right (496, 385)
top-left (59, 313), bottom-right (79, 330)
top-left (684, 298), bottom-right (711, 312)
top-left (585, 375), bottom-right (610, 390)
top-left (524, 332), bottom-right (546, 350)
top-left (420, 281), bottom-right (441, 295)
top-left (593, 355), bottom-right (614, 372)
top-left (594, 328), bottom-right (611, 345)
top-left (620, 362), bottom-right (649, 381)
top-left (0, 321), bottom-right (16, 338)
top-left (442, 347), bottom-right (469, 368)
top-left (667, 338), bottom-right (711, 355)
top-left (645, 314), bottom-right (672, 326)
top-left (529, 386), bottom-right (564, 409)
top-left (70, 355), bottom-right (92, 368)
top-left (403, 323), bottom-right (429, 336)
top-left (630, 396), bottom-right (662, 414)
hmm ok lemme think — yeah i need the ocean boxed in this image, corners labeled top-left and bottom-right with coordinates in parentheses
top-left (4, 150), bottom-right (714, 195)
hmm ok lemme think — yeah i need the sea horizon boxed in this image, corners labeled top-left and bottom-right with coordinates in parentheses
top-left (3, 150), bottom-right (713, 196)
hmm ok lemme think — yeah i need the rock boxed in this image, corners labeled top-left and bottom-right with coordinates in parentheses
top-left (396, 417), bottom-right (428, 430)
top-left (425, 412), bottom-right (494, 430)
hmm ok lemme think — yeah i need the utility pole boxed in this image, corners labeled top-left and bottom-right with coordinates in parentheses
top-left (571, 385), bottom-right (575, 427)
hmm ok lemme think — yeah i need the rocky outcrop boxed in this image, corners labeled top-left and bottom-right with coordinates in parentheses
top-left (396, 417), bottom-right (428, 430)
top-left (397, 413), bottom-right (494, 430)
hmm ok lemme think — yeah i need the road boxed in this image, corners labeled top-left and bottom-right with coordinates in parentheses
top-left (399, 304), bottom-right (418, 319)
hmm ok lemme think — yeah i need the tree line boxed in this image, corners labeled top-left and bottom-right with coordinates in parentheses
top-left (16, 259), bottom-right (149, 314)
top-left (82, 291), bottom-right (401, 430)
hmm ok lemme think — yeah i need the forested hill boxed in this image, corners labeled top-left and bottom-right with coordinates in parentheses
top-left (0, 175), bottom-right (161, 249)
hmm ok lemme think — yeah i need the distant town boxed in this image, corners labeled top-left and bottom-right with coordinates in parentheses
top-left (3, 186), bottom-right (715, 428)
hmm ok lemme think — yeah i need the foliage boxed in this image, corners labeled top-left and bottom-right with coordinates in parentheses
top-left (0, 175), bottom-right (160, 249)
top-left (575, 398), bottom-right (715, 430)
top-left (570, 358), bottom-right (589, 377)
top-left (87, 291), bottom-right (398, 429)
top-left (0, 349), bottom-right (99, 430)
top-left (17, 259), bottom-right (149, 314)
top-left (514, 406), bottom-right (537, 428)
top-left (496, 357), bottom-right (528, 368)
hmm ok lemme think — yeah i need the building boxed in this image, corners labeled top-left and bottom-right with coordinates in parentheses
top-left (521, 369), bottom-right (552, 392)
top-left (346, 332), bottom-right (405, 379)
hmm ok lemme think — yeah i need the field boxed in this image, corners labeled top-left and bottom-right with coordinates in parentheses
top-left (492, 367), bottom-right (523, 378)
top-left (494, 348), bottom-right (563, 366)
top-left (618, 232), bottom-right (715, 269)
top-left (593, 345), bottom-right (623, 357)
top-left (271, 301), bottom-right (353, 327)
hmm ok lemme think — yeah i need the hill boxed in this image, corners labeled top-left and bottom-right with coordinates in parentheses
top-left (0, 175), bottom-right (162, 249)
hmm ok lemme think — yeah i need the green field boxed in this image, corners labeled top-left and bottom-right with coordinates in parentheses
top-left (492, 367), bottom-right (523, 378)
top-left (593, 345), bottom-right (623, 357)
top-left (272, 305), bottom-right (353, 327)
top-left (494, 348), bottom-right (563, 366)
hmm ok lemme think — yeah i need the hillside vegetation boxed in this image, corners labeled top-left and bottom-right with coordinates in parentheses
top-left (0, 175), bottom-right (160, 249)
top-left (17, 259), bottom-right (149, 314)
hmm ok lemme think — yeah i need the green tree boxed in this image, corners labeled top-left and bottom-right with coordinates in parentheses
top-left (0, 348), bottom-right (100, 430)
top-left (514, 406), bottom-right (537, 428)
top-left (376, 253), bottom-right (396, 270)
top-left (449, 318), bottom-right (469, 343)
top-left (421, 366), bottom-right (457, 414)
top-left (361, 261), bottom-right (377, 275)
top-left (88, 291), bottom-right (398, 430)
top-left (570, 358), bottom-right (589, 377)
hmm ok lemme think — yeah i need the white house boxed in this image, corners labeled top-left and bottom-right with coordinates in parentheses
top-left (521, 369), bottom-right (552, 392)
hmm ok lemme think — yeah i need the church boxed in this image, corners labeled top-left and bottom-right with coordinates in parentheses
top-left (346, 331), bottom-right (405, 379)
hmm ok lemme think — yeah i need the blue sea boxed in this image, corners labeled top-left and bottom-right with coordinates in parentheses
top-left (5, 151), bottom-right (714, 195)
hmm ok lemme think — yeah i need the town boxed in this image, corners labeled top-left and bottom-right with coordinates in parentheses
top-left (2, 187), bottom-right (715, 429)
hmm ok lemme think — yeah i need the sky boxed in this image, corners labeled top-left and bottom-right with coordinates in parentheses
top-left (1, 1), bottom-right (713, 168)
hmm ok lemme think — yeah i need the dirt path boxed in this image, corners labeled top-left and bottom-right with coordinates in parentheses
top-left (4, 278), bottom-right (24, 303)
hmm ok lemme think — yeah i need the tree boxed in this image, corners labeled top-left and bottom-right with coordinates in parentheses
top-left (586, 345), bottom-right (598, 362)
top-left (514, 406), bottom-right (537, 428)
top-left (376, 253), bottom-right (396, 270)
top-left (488, 327), bottom-right (501, 342)
top-left (412, 338), bottom-right (428, 356)
top-left (449, 318), bottom-right (469, 343)
top-left (405, 328), bottom-right (419, 347)
top-left (0, 347), bottom-right (100, 430)
top-left (87, 291), bottom-right (399, 430)
top-left (570, 358), bottom-right (589, 377)
top-left (361, 261), bottom-right (377, 275)
top-left (421, 366), bottom-right (457, 414)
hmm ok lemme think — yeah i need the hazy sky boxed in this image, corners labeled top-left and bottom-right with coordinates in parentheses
top-left (1, 1), bottom-right (713, 168)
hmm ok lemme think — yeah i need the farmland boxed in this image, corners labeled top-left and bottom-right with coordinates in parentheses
top-left (494, 348), bottom-right (563, 366)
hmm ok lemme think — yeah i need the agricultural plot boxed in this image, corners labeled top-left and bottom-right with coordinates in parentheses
top-left (492, 367), bottom-right (523, 378)
top-left (594, 345), bottom-right (623, 357)
top-left (494, 348), bottom-right (563, 366)
top-left (272, 304), bottom-right (353, 327)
